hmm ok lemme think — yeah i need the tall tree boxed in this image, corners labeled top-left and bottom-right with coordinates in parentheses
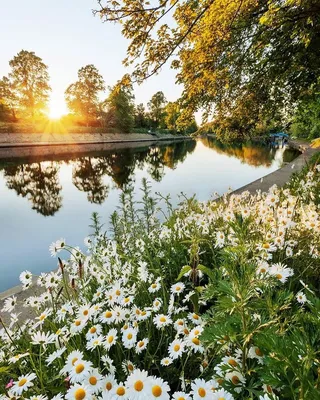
top-left (147, 91), bottom-right (167, 129)
top-left (9, 50), bottom-right (51, 119)
top-left (95, 0), bottom-right (320, 134)
top-left (0, 76), bottom-right (17, 121)
top-left (134, 103), bottom-right (148, 128)
top-left (103, 80), bottom-right (135, 133)
top-left (65, 65), bottom-right (105, 126)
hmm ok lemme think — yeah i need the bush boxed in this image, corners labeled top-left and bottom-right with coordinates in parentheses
top-left (0, 159), bottom-right (320, 399)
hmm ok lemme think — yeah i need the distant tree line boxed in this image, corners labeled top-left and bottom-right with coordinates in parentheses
top-left (0, 50), bottom-right (197, 135)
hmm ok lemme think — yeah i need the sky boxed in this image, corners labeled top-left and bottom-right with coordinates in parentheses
top-left (0, 0), bottom-right (183, 118)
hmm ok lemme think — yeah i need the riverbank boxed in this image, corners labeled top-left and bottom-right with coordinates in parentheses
top-left (0, 132), bottom-right (190, 161)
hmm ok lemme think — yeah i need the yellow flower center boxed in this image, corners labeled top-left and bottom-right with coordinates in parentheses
top-left (178, 397), bottom-right (186, 400)
top-left (90, 327), bottom-right (96, 334)
top-left (193, 314), bottom-right (199, 320)
top-left (152, 385), bottom-right (162, 397)
top-left (178, 321), bottom-right (183, 326)
top-left (116, 387), bottom-right (126, 396)
top-left (151, 284), bottom-right (157, 288)
top-left (127, 333), bottom-right (133, 340)
top-left (75, 320), bottom-right (81, 326)
top-left (231, 376), bottom-right (240, 385)
top-left (128, 363), bottom-right (134, 371)
top-left (228, 359), bottom-right (238, 367)
top-left (255, 348), bottom-right (263, 357)
top-left (175, 286), bottom-right (181, 291)
top-left (72, 357), bottom-right (78, 366)
top-left (89, 376), bottom-right (97, 385)
top-left (75, 364), bottom-right (85, 374)
top-left (18, 378), bottom-right (27, 387)
top-left (39, 314), bottom-right (46, 321)
top-left (263, 243), bottom-right (270, 249)
top-left (105, 311), bottom-right (112, 318)
top-left (138, 341), bottom-right (145, 348)
top-left (116, 290), bottom-right (121, 296)
top-left (198, 388), bottom-right (206, 397)
top-left (276, 273), bottom-right (283, 280)
top-left (108, 336), bottom-right (114, 344)
top-left (74, 388), bottom-right (86, 400)
top-left (173, 344), bottom-right (181, 352)
top-left (159, 317), bottom-right (166, 323)
top-left (141, 311), bottom-right (146, 316)
top-left (106, 382), bottom-right (112, 391)
top-left (124, 297), bottom-right (130, 303)
top-left (134, 380), bottom-right (144, 392)
top-left (192, 337), bottom-right (200, 345)
top-left (83, 310), bottom-right (89, 316)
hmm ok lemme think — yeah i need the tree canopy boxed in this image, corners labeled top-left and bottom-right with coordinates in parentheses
top-left (7, 50), bottom-right (51, 119)
top-left (65, 64), bottom-right (105, 125)
top-left (95, 0), bottom-right (320, 134)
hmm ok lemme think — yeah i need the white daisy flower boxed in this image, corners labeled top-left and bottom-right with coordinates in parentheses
top-left (45, 347), bottom-right (66, 365)
top-left (11, 373), bottom-right (37, 396)
top-left (160, 357), bottom-right (173, 367)
top-left (104, 328), bottom-right (118, 350)
top-left (1, 296), bottom-right (17, 313)
top-left (102, 374), bottom-right (117, 393)
top-left (248, 346), bottom-right (264, 364)
top-left (69, 359), bottom-right (93, 383)
top-left (146, 376), bottom-right (170, 399)
top-left (65, 384), bottom-right (92, 400)
top-left (83, 368), bottom-right (103, 394)
top-left (153, 314), bottom-right (172, 329)
top-left (171, 282), bottom-right (185, 295)
top-left (191, 378), bottom-right (214, 400)
top-left (108, 381), bottom-right (128, 399)
top-left (126, 369), bottom-right (149, 400)
top-left (31, 331), bottom-right (55, 347)
top-left (296, 291), bottom-right (307, 304)
top-left (172, 392), bottom-right (192, 400)
top-left (212, 388), bottom-right (234, 399)
top-left (187, 312), bottom-right (202, 325)
top-left (86, 335), bottom-right (104, 352)
top-left (122, 327), bottom-right (137, 349)
top-left (168, 339), bottom-right (185, 359)
top-left (8, 352), bottom-right (29, 364)
top-left (135, 338), bottom-right (149, 354)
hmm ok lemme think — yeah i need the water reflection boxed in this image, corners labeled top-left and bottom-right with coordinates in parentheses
top-left (0, 140), bottom-right (197, 215)
top-left (3, 162), bottom-right (62, 216)
top-left (201, 137), bottom-right (296, 167)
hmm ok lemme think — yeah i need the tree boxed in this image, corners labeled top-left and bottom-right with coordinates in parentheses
top-left (0, 76), bottom-right (17, 121)
top-left (134, 103), bottom-right (148, 128)
top-left (95, 0), bottom-right (320, 136)
top-left (147, 91), bottom-right (167, 129)
top-left (103, 80), bottom-right (135, 133)
top-left (9, 50), bottom-right (51, 119)
top-left (65, 65), bottom-right (105, 126)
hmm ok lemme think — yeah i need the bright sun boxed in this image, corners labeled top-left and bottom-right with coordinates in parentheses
top-left (48, 97), bottom-right (67, 120)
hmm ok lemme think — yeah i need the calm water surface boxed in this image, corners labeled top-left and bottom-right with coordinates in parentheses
top-left (0, 138), bottom-right (299, 291)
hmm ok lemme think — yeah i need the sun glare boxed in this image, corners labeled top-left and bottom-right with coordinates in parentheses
top-left (48, 97), bottom-right (67, 120)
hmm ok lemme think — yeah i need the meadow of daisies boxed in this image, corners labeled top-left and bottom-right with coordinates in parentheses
top-left (1, 156), bottom-right (320, 400)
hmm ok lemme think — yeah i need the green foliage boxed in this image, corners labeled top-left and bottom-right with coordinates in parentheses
top-left (95, 0), bottom-right (320, 139)
top-left (5, 50), bottom-right (51, 120)
top-left (147, 91), bottom-right (167, 129)
top-left (65, 64), bottom-right (105, 126)
top-left (103, 80), bottom-right (135, 133)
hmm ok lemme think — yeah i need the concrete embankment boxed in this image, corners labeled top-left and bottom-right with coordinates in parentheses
top-left (232, 140), bottom-right (318, 195)
top-left (0, 132), bottom-right (190, 160)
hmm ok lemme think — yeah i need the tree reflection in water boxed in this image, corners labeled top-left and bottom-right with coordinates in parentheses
top-left (3, 162), bottom-right (62, 216)
top-left (1, 140), bottom-right (197, 216)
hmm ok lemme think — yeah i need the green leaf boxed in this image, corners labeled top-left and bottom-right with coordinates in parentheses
top-left (197, 264), bottom-right (216, 281)
top-left (177, 265), bottom-right (191, 280)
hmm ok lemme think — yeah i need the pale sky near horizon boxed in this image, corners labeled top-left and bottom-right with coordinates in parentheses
top-left (0, 0), bottom-right (183, 118)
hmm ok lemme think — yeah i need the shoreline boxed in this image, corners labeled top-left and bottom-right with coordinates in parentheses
top-left (0, 139), bottom-right (317, 308)
top-left (0, 132), bottom-right (191, 161)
